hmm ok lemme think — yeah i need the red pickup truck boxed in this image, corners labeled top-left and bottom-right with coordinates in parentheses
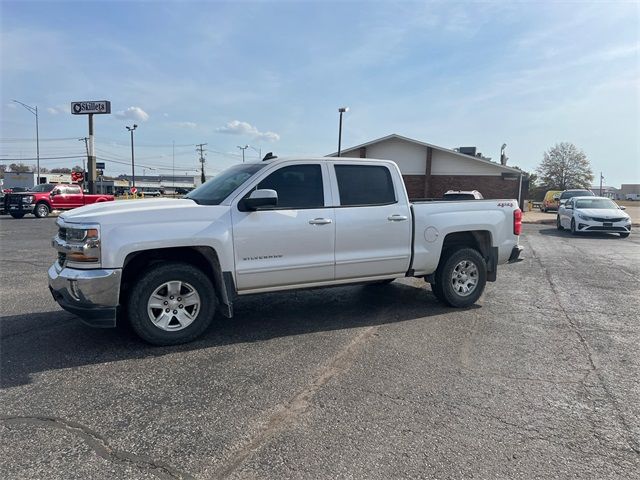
top-left (5, 183), bottom-right (114, 219)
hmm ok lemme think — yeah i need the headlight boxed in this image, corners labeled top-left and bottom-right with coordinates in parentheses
top-left (578, 214), bottom-right (592, 221)
top-left (22, 195), bottom-right (34, 203)
top-left (61, 225), bottom-right (101, 264)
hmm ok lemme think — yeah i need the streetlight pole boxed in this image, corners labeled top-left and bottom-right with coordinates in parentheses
top-left (337, 106), bottom-right (349, 156)
top-left (237, 145), bottom-right (248, 163)
top-left (248, 145), bottom-right (261, 161)
top-left (12, 100), bottom-right (40, 184)
top-left (126, 124), bottom-right (138, 189)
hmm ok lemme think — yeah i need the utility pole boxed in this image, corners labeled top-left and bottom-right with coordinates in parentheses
top-left (196, 143), bottom-right (207, 184)
top-left (600, 172), bottom-right (604, 197)
top-left (172, 140), bottom-right (175, 195)
top-left (78, 137), bottom-right (89, 174)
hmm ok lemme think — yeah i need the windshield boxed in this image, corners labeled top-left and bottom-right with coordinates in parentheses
top-left (560, 190), bottom-right (592, 199)
top-left (186, 163), bottom-right (266, 205)
top-left (575, 198), bottom-right (618, 209)
top-left (31, 184), bottom-right (55, 192)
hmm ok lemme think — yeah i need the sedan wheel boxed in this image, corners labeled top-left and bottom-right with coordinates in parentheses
top-left (557, 216), bottom-right (564, 230)
top-left (571, 218), bottom-right (578, 235)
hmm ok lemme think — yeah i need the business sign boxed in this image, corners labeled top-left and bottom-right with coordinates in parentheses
top-left (71, 101), bottom-right (111, 115)
top-left (71, 171), bottom-right (84, 182)
top-left (95, 162), bottom-right (105, 169)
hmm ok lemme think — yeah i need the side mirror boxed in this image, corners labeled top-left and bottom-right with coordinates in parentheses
top-left (50, 190), bottom-right (58, 197)
top-left (243, 189), bottom-right (278, 211)
top-left (619, 205), bottom-right (626, 210)
top-left (566, 204), bottom-right (573, 209)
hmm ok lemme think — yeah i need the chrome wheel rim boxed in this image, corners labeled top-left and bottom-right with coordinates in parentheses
top-left (37, 204), bottom-right (48, 216)
top-left (451, 260), bottom-right (478, 296)
top-left (147, 281), bottom-right (201, 331)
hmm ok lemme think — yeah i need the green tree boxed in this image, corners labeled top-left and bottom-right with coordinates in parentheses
top-left (536, 143), bottom-right (593, 190)
top-left (9, 163), bottom-right (32, 173)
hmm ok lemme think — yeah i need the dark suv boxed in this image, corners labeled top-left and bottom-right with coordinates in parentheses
top-left (559, 189), bottom-right (594, 206)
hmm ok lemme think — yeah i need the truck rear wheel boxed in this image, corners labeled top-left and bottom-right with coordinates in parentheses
top-left (433, 247), bottom-right (487, 308)
top-left (127, 261), bottom-right (216, 345)
top-left (35, 202), bottom-right (50, 218)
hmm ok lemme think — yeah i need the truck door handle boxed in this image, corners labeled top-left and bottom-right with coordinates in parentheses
top-left (309, 218), bottom-right (332, 225)
top-left (387, 214), bottom-right (408, 222)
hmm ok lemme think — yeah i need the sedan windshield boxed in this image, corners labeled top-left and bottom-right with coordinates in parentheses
top-left (31, 184), bottom-right (55, 192)
top-left (186, 163), bottom-right (266, 205)
top-left (575, 198), bottom-right (618, 209)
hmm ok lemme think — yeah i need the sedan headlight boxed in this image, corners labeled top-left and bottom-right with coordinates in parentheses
top-left (22, 195), bottom-right (34, 203)
top-left (578, 214), bottom-right (592, 221)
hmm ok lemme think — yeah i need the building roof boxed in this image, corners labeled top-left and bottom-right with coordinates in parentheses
top-left (327, 133), bottom-right (522, 174)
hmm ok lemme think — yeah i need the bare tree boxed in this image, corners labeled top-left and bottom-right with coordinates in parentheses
top-left (51, 167), bottom-right (72, 174)
top-left (536, 143), bottom-right (593, 190)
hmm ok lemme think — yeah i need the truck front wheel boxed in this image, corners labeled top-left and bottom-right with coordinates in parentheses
top-left (433, 248), bottom-right (487, 308)
top-left (9, 212), bottom-right (25, 219)
top-left (127, 261), bottom-right (216, 345)
top-left (34, 202), bottom-right (50, 218)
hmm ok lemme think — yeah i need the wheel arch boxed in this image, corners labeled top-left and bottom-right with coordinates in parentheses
top-left (434, 230), bottom-right (496, 282)
top-left (121, 246), bottom-right (235, 318)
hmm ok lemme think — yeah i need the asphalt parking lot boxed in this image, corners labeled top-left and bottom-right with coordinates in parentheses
top-left (1, 217), bottom-right (639, 479)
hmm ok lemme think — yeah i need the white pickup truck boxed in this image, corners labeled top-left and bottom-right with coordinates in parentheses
top-left (49, 157), bottom-right (523, 345)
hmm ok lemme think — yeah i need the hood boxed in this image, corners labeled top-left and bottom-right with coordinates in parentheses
top-left (60, 198), bottom-right (230, 225)
top-left (576, 208), bottom-right (629, 219)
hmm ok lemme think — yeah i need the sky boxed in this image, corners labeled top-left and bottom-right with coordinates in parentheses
top-left (1, 0), bottom-right (639, 186)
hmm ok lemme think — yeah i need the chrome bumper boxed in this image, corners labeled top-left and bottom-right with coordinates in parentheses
top-left (48, 262), bottom-right (121, 327)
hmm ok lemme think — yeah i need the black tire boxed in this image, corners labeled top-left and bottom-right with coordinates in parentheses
top-left (433, 247), bottom-right (487, 308)
top-left (556, 216), bottom-right (564, 230)
top-left (619, 232), bottom-right (630, 238)
top-left (127, 261), bottom-right (216, 345)
top-left (34, 202), bottom-right (50, 218)
top-left (540, 206), bottom-right (546, 213)
top-left (10, 212), bottom-right (25, 219)
top-left (570, 218), bottom-right (578, 235)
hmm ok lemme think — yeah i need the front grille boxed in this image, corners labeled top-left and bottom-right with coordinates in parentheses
top-left (57, 251), bottom-right (66, 266)
top-left (591, 217), bottom-right (626, 223)
top-left (585, 226), bottom-right (627, 231)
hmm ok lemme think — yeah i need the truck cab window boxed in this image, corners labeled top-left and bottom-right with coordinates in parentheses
top-left (255, 164), bottom-right (324, 209)
top-left (335, 165), bottom-right (396, 206)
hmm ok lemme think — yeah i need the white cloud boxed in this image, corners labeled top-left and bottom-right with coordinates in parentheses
top-left (115, 106), bottom-right (149, 122)
top-left (216, 120), bottom-right (280, 141)
top-left (46, 107), bottom-right (59, 115)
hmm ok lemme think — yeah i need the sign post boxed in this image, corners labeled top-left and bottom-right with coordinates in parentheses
top-left (71, 101), bottom-right (111, 194)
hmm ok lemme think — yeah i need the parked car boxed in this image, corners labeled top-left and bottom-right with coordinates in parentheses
top-left (6, 183), bottom-right (114, 219)
top-left (143, 190), bottom-right (162, 197)
top-left (443, 190), bottom-right (484, 200)
top-left (540, 190), bottom-right (562, 212)
top-left (558, 189), bottom-right (594, 206)
top-left (557, 196), bottom-right (631, 237)
top-left (49, 157), bottom-right (523, 345)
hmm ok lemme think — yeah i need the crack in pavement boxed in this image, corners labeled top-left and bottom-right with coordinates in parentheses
top-left (0, 416), bottom-right (195, 480)
top-left (527, 239), bottom-right (640, 456)
top-left (213, 325), bottom-right (379, 479)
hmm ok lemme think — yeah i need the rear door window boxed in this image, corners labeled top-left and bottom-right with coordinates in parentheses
top-left (335, 165), bottom-right (396, 206)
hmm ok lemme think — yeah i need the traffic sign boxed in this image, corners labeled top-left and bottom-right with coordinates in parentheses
top-left (130, 187), bottom-right (138, 194)
top-left (96, 162), bottom-right (105, 169)
top-left (71, 101), bottom-right (111, 115)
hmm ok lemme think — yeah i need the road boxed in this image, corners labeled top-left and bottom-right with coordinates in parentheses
top-left (1, 217), bottom-right (639, 479)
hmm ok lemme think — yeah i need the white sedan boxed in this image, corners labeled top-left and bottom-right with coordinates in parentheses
top-left (557, 196), bottom-right (631, 238)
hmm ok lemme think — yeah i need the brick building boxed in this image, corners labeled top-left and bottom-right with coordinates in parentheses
top-left (328, 134), bottom-right (527, 205)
